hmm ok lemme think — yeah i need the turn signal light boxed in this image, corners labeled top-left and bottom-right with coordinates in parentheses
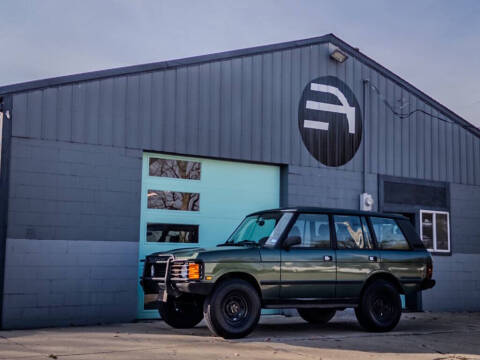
top-left (188, 263), bottom-right (201, 280)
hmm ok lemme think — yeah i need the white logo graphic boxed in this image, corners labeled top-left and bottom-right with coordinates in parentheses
top-left (303, 83), bottom-right (356, 134)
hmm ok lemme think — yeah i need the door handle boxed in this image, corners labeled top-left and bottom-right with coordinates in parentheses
top-left (369, 256), bottom-right (378, 262)
top-left (323, 255), bottom-right (333, 262)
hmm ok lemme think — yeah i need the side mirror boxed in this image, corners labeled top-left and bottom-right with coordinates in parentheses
top-left (283, 236), bottom-right (301, 249)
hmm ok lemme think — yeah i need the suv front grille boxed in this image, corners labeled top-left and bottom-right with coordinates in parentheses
top-left (144, 256), bottom-right (171, 280)
top-left (170, 261), bottom-right (187, 281)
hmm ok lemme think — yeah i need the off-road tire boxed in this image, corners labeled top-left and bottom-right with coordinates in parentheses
top-left (203, 279), bottom-right (261, 339)
top-left (159, 295), bottom-right (204, 329)
top-left (297, 308), bottom-right (336, 324)
top-left (355, 280), bottom-right (402, 332)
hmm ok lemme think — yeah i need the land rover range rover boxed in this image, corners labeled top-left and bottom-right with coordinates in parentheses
top-left (140, 208), bottom-right (435, 339)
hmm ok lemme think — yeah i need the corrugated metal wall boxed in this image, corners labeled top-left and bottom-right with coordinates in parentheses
top-left (10, 42), bottom-right (480, 186)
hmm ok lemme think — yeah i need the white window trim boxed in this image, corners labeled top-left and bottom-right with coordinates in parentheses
top-left (419, 210), bottom-right (450, 253)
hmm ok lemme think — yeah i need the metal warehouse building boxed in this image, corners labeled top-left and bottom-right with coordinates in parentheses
top-left (0, 34), bottom-right (479, 329)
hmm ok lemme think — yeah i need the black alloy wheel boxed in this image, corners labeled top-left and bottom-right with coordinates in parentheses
top-left (355, 280), bottom-right (402, 332)
top-left (203, 279), bottom-right (261, 339)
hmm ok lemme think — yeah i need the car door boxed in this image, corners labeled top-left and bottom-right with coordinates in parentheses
top-left (334, 215), bottom-right (380, 299)
top-left (280, 213), bottom-right (336, 299)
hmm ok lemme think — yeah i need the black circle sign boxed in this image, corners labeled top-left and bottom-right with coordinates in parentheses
top-left (298, 76), bottom-right (362, 167)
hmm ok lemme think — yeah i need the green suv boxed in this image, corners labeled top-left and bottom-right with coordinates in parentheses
top-left (140, 208), bottom-right (435, 339)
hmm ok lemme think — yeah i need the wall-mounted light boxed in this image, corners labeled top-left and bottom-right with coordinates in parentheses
top-left (330, 48), bottom-right (348, 63)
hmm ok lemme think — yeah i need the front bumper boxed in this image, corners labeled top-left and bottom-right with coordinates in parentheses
top-left (140, 256), bottom-right (213, 300)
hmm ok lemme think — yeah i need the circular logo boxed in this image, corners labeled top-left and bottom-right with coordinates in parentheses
top-left (298, 76), bottom-right (362, 167)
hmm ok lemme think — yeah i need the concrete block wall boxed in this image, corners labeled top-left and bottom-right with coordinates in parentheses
top-left (8, 137), bottom-right (142, 241)
top-left (2, 138), bottom-right (142, 328)
top-left (422, 183), bottom-right (480, 311)
top-left (422, 254), bottom-right (480, 311)
top-left (2, 238), bottom-right (138, 329)
top-left (286, 165), bottom-right (378, 210)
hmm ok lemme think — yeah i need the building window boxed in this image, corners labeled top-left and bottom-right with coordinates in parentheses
top-left (147, 190), bottom-right (200, 211)
top-left (420, 210), bottom-right (450, 253)
top-left (149, 157), bottom-right (201, 180)
top-left (147, 223), bottom-right (199, 243)
top-left (371, 217), bottom-right (410, 250)
top-left (334, 215), bottom-right (373, 249)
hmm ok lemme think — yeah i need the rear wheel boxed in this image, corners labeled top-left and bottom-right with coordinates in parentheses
top-left (159, 295), bottom-right (204, 329)
top-left (297, 308), bottom-right (336, 324)
top-left (355, 280), bottom-right (402, 332)
top-left (203, 279), bottom-right (261, 339)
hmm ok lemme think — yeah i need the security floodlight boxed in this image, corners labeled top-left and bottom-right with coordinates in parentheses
top-left (330, 48), bottom-right (348, 63)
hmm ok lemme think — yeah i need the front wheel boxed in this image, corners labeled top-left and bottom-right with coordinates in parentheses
top-left (297, 308), bottom-right (336, 324)
top-left (355, 280), bottom-right (402, 332)
top-left (203, 279), bottom-right (261, 339)
top-left (159, 295), bottom-right (204, 329)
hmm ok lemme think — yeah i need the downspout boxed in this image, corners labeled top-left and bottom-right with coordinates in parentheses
top-left (362, 79), bottom-right (369, 194)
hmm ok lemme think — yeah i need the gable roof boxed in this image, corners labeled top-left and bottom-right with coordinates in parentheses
top-left (0, 33), bottom-right (478, 137)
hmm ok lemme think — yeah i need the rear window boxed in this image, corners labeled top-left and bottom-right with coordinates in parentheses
top-left (370, 217), bottom-right (410, 250)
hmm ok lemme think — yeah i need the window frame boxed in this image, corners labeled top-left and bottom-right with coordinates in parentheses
top-left (281, 212), bottom-right (333, 250)
top-left (148, 156), bottom-right (202, 181)
top-left (369, 216), bottom-right (411, 251)
top-left (419, 209), bottom-right (451, 253)
top-left (147, 189), bottom-right (200, 212)
top-left (146, 223), bottom-right (199, 243)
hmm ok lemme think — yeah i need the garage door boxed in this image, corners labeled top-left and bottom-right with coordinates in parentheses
top-left (137, 152), bottom-right (280, 318)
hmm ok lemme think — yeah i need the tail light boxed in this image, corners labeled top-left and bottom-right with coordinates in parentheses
top-left (426, 257), bottom-right (433, 279)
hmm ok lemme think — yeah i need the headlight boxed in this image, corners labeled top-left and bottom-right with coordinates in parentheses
top-left (180, 263), bottom-right (188, 278)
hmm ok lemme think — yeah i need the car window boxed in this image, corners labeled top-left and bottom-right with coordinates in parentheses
top-left (371, 217), bottom-right (410, 250)
top-left (287, 214), bottom-right (331, 249)
top-left (334, 215), bottom-right (373, 249)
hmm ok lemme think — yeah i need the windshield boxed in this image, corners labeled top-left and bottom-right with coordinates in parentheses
top-left (223, 212), bottom-right (293, 247)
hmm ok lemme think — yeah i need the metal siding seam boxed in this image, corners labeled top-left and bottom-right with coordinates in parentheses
top-left (370, 69), bottom-right (378, 175)
top-left (241, 57), bottom-right (252, 161)
top-left (438, 112), bottom-right (448, 181)
top-left (199, 63), bottom-right (210, 157)
top-left (393, 84), bottom-right (401, 177)
top-left (111, 77), bottom-right (125, 148)
top-left (282, 50), bottom-right (291, 163)
top-left (164, 70), bottom-right (176, 153)
top-left (408, 93), bottom-right (416, 178)
top-left (401, 88), bottom-right (409, 177)
top-left (432, 107), bottom-right (439, 181)
top-left (378, 75), bottom-right (386, 175)
top-left (300, 47), bottom-right (310, 167)
top-left (416, 99), bottom-right (424, 179)
top-left (446, 121), bottom-right (454, 183)
top-left (291, 48), bottom-right (301, 166)
top-left (144, 73), bottom-right (152, 149)
top-left (272, 52), bottom-right (282, 164)
top-left (453, 125), bottom-right (461, 184)
top-left (386, 80), bottom-right (394, 176)
top-left (461, 129), bottom-right (468, 184)
top-left (467, 133), bottom-right (474, 185)
top-left (27, 91), bottom-right (41, 140)
top-left (232, 58), bottom-right (242, 159)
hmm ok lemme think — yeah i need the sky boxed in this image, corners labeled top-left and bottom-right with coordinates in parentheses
top-left (0, 0), bottom-right (479, 128)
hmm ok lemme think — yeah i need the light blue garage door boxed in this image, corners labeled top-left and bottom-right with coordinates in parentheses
top-left (137, 152), bottom-right (280, 319)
